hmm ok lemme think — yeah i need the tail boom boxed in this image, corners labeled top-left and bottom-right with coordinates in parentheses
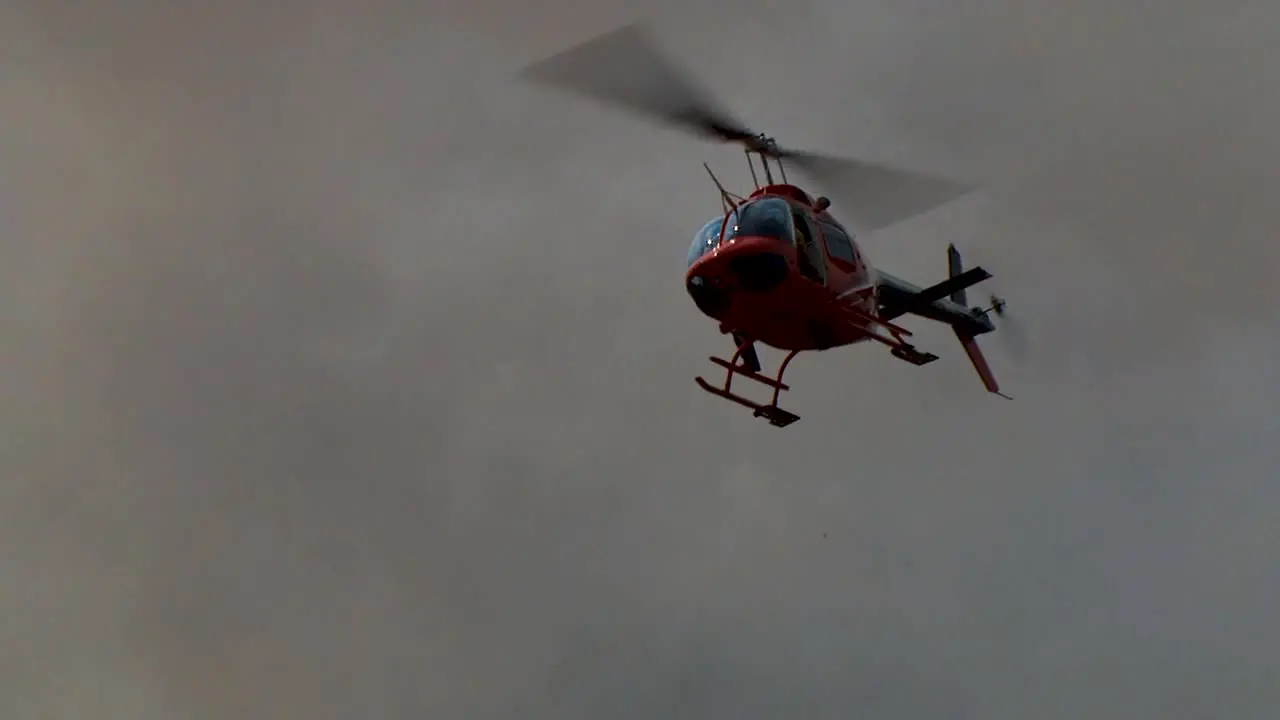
top-left (876, 244), bottom-right (1010, 399)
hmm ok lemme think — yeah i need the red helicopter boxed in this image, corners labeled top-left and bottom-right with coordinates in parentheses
top-left (525, 25), bottom-right (1012, 427)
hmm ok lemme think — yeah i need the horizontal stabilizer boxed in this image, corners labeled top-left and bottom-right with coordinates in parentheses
top-left (915, 267), bottom-right (992, 307)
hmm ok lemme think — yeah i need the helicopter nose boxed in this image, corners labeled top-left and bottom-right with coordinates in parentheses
top-left (685, 273), bottom-right (727, 316)
top-left (716, 236), bottom-right (789, 292)
top-left (726, 248), bottom-right (788, 292)
top-left (685, 236), bottom-right (789, 313)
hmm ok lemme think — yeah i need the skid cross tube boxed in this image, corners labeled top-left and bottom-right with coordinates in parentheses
top-left (834, 300), bottom-right (912, 347)
top-left (694, 338), bottom-right (802, 427)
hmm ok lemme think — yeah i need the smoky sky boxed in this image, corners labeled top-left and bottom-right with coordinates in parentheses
top-left (2, 1), bottom-right (1279, 718)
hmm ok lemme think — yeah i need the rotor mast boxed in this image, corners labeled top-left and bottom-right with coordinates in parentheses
top-left (743, 133), bottom-right (788, 189)
top-left (704, 133), bottom-right (791, 212)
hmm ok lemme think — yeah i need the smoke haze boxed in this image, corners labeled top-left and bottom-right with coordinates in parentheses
top-left (2, 1), bottom-right (1278, 718)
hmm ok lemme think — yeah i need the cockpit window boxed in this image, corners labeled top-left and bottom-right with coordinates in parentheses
top-left (686, 215), bottom-right (729, 267)
top-left (725, 197), bottom-right (795, 244)
top-left (685, 197), bottom-right (796, 268)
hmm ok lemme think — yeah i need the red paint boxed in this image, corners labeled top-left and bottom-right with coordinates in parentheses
top-left (685, 187), bottom-right (879, 353)
top-left (684, 183), bottom-right (1006, 426)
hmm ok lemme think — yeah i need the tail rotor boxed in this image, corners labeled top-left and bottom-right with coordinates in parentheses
top-left (950, 243), bottom-right (1027, 368)
top-left (981, 292), bottom-right (1029, 362)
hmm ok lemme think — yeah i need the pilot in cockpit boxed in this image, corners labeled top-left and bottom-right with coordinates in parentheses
top-left (791, 210), bottom-right (822, 283)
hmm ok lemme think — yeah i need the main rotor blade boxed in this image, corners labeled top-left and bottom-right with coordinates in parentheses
top-left (780, 150), bottom-right (974, 232)
top-left (524, 25), bottom-right (974, 232)
top-left (521, 24), bottom-right (756, 144)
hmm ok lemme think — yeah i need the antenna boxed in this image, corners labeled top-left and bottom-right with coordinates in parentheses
top-left (702, 162), bottom-right (740, 213)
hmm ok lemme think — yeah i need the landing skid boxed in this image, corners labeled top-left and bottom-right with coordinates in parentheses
top-left (836, 297), bottom-right (940, 368)
top-left (694, 339), bottom-right (802, 428)
top-left (890, 345), bottom-right (939, 366)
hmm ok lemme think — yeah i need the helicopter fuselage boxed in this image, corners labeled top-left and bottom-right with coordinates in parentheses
top-left (684, 184), bottom-right (878, 351)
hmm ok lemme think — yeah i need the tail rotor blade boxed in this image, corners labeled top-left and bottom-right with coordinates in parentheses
top-left (979, 290), bottom-right (1030, 363)
top-left (996, 308), bottom-right (1031, 362)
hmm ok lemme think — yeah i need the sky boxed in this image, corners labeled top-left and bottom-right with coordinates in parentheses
top-left (2, 1), bottom-right (1278, 718)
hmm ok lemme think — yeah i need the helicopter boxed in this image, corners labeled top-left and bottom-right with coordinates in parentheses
top-left (523, 24), bottom-right (1012, 428)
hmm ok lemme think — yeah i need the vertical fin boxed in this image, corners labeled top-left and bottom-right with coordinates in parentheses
top-left (946, 244), bottom-right (967, 306)
top-left (954, 328), bottom-right (1011, 399)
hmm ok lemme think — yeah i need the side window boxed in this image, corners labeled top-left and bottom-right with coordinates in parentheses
top-left (819, 222), bottom-right (857, 266)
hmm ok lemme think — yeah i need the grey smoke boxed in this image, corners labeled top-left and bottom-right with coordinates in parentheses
top-left (1, 1), bottom-right (1278, 718)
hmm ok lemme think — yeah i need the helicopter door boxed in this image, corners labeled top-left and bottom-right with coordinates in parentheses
top-left (792, 211), bottom-right (826, 285)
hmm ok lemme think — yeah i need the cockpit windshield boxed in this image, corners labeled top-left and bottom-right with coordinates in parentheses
top-left (685, 197), bottom-right (796, 268)
top-left (687, 215), bottom-right (726, 267)
top-left (728, 197), bottom-right (794, 243)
